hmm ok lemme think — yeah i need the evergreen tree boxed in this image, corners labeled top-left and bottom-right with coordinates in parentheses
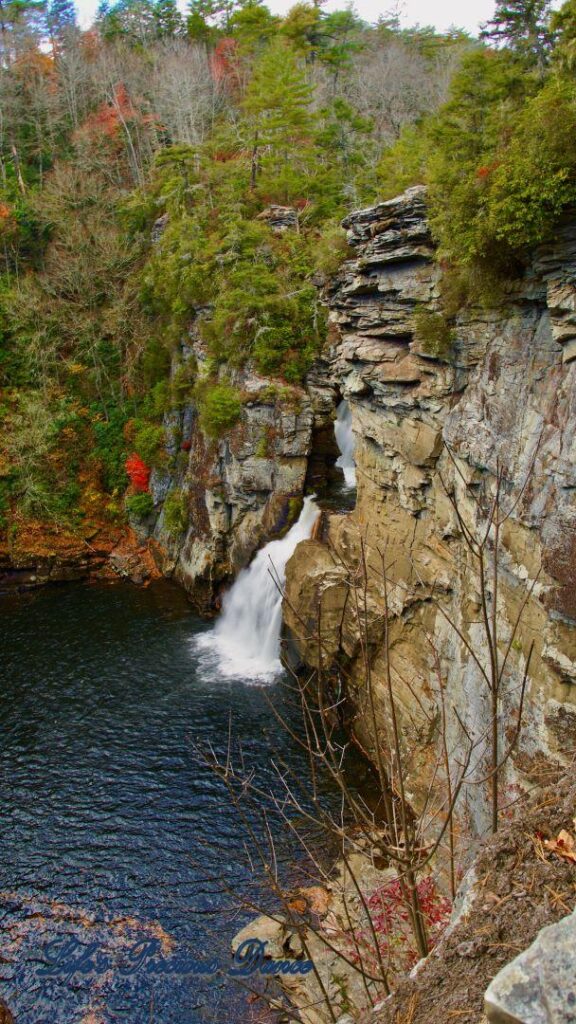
top-left (0, 0), bottom-right (47, 63)
top-left (154, 0), bottom-right (182, 37)
top-left (186, 0), bottom-right (233, 40)
top-left (226, 0), bottom-right (278, 54)
top-left (241, 39), bottom-right (315, 195)
top-left (97, 0), bottom-right (156, 42)
top-left (481, 0), bottom-right (553, 69)
top-left (551, 0), bottom-right (576, 68)
top-left (47, 0), bottom-right (77, 45)
top-left (280, 1), bottom-right (324, 57)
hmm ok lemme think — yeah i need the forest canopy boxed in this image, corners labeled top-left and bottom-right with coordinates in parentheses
top-left (0, 0), bottom-right (574, 536)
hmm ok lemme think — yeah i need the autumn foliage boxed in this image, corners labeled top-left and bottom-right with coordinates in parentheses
top-left (125, 453), bottom-right (150, 492)
top-left (210, 38), bottom-right (241, 90)
top-left (352, 876), bottom-right (452, 975)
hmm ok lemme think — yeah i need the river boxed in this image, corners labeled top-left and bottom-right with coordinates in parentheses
top-left (0, 404), bottom-right (359, 1022)
top-left (0, 580), bottom-right (334, 1024)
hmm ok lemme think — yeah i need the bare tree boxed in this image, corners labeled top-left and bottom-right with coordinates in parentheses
top-left (150, 39), bottom-right (223, 147)
top-left (349, 38), bottom-right (458, 144)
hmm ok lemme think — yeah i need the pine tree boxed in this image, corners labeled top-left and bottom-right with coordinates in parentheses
top-left (551, 0), bottom-right (576, 69)
top-left (97, 0), bottom-right (156, 42)
top-left (186, 0), bottom-right (231, 40)
top-left (241, 39), bottom-right (315, 194)
top-left (0, 0), bottom-right (47, 64)
top-left (47, 0), bottom-right (77, 46)
top-left (154, 0), bottom-right (182, 37)
top-left (481, 0), bottom-right (553, 69)
top-left (226, 0), bottom-right (278, 54)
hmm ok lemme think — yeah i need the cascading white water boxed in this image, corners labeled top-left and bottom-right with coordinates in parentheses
top-left (195, 496), bottom-right (320, 683)
top-left (334, 400), bottom-right (356, 488)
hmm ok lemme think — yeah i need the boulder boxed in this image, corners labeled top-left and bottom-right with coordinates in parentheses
top-left (485, 909), bottom-right (576, 1024)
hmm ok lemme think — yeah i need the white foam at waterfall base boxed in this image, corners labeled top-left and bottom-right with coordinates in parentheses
top-left (334, 400), bottom-right (356, 488)
top-left (194, 496), bottom-right (320, 684)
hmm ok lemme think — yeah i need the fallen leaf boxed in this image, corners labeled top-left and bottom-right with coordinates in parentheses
top-left (544, 829), bottom-right (576, 864)
top-left (286, 897), bottom-right (307, 915)
top-left (300, 886), bottom-right (331, 916)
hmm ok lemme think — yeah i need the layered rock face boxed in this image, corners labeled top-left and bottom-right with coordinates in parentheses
top-left (148, 325), bottom-right (337, 611)
top-left (284, 187), bottom-right (576, 836)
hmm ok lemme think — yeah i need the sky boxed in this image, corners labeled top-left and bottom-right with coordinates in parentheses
top-left (76, 0), bottom-right (497, 36)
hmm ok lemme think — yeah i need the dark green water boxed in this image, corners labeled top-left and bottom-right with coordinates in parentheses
top-left (0, 582), bottom-right (330, 1024)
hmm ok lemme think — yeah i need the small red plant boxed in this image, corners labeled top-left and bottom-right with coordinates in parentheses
top-left (476, 160), bottom-right (501, 181)
top-left (210, 38), bottom-right (241, 90)
top-left (350, 876), bottom-right (452, 976)
top-left (125, 453), bottom-right (150, 492)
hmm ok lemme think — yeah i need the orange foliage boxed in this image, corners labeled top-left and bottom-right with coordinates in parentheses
top-left (210, 38), bottom-right (241, 91)
top-left (476, 161), bottom-right (501, 181)
top-left (13, 49), bottom-right (55, 80)
top-left (80, 28), bottom-right (102, 61)
top-left (89, 83), bottom-right (137, 137)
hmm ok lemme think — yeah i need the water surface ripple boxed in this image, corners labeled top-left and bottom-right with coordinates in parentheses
top-left (0, 582), bottom-right (327, 1024)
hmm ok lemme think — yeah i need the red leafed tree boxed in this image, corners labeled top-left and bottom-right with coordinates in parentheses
top-left (210, 38), bottom-right (241, 91)
top-left (125, 453), bottom-right (150, 492)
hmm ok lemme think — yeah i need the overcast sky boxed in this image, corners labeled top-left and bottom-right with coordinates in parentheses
top-left (76, 0), bottom-right (497, 36)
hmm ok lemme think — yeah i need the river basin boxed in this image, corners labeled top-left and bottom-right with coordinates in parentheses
top-left (0, 580), bottom-right (333, 1024)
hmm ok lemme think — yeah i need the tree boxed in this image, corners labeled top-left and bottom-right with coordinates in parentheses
top-left (96, 0), bottom-right (156, 44)
top-left (0, 0), bottom-right (47, 65)
top-left (241, 39), bottom-right (315, 192)
top-left (480, 0), bottom-right (553, 70)
top-left (153, 0), bottom-right (182, 37)
top-left (226, 0), bottom-right (278, 54)
top-left (151, 40), bottom-right (217, 146)
top-left (280, 1), bottom-right (324, 58)
top-left (186, 0), bottom-right (236, 41)
top-left (550, 0), bottom-right (576, 68)
top-left (46, 0), bottom-right (77, 49)
top-left (281, 1), bottom-right (363, 75)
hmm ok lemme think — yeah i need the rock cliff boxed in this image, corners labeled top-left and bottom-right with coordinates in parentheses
top-left (283, 186), bottom-right (576, 838)
top-left (147, 320), bottom-right (338, 611)
top-left (115, 186), bottom-right (576, 838)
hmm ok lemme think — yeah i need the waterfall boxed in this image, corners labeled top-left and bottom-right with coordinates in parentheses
top-left (334, 400), bottom-right (356, 488)
top-left (195, 496), bottom-right (320, 683)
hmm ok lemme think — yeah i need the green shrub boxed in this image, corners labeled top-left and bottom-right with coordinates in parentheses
top-left (480, 79), bottom-right (576, 252)
top-left (148, 380), bottom-right (171, 418)
top-left (163, 488), bottom-right (188, 534)
top-left (51, 481), bottom-right (82, 518)
top-left (376, 49), bottom-right (576, 277)
top-left (197, 383), bottom-right (242, 438)
top-left (171, 359), bottom-right (196, 408)
top-left (413, 308), bottom-right (455, 361)
top-left (255, 432), bottom-right (271, 458)
top-left (425, 58), bottom-right (576, 272)
top-left (142, 338), bottom-right (171, 387)
top-left (126, 492), bottom-right (154, 519)
top-left (91, 405), bottom-right (128, 494)
top-left (312, 222), bottom-right (351, 276)
top-left (377, 124), bottom-right (430, 200)
top-left (133, 421), bottom-right (166, 466)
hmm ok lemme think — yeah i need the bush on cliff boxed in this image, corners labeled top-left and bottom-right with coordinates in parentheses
top-left (132, 421), bottom-right (166, 468)
top-left (197, 383), bottom-right (243, 439)
top-left (163, 488), bottom-right (188, 535)
top-left (413, 308), bottom-right (455, 361)
top-left (126, 492), bottom-right (154, 520)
